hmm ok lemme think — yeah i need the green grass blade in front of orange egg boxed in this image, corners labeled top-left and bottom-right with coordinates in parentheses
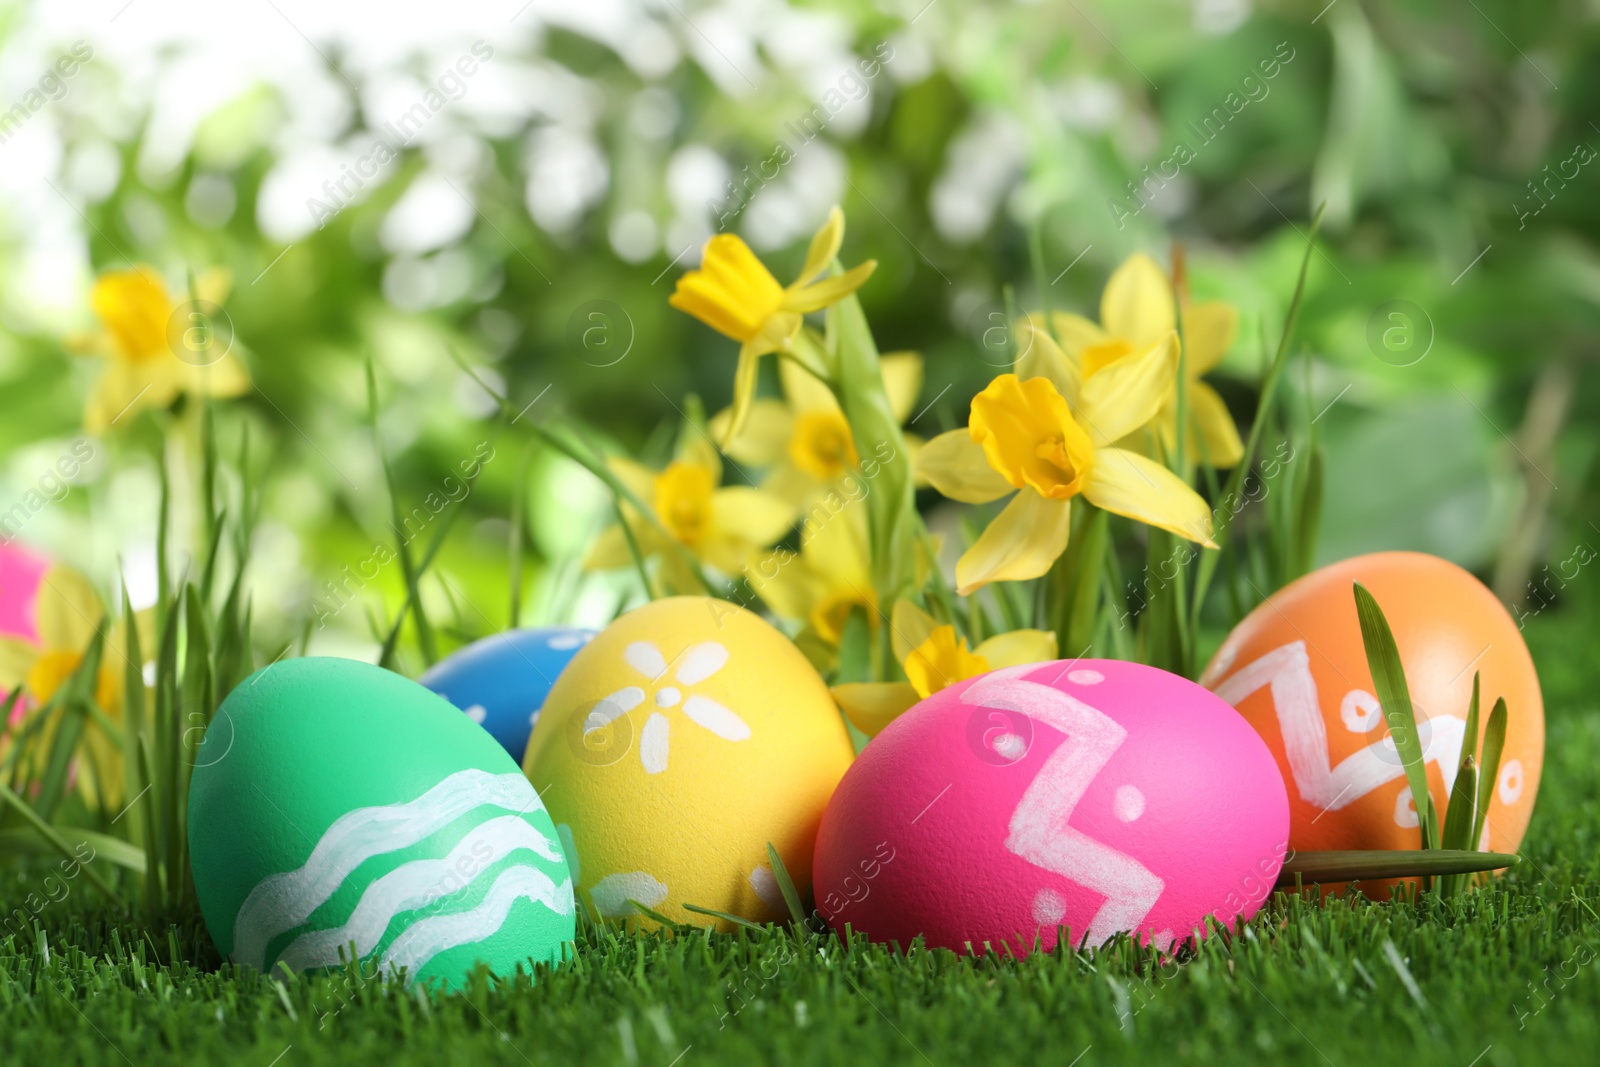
top-left (1353, 581), bottom-right (1438, 851)
top-left (1473, 698), bottom-right (1508, 855)
top-left (1274, 848), bottom-right (1518, 888)
top-left (1439, 757), bottom-right (1479, 895)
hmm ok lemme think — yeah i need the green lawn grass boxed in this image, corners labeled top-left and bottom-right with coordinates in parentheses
top-left (2, 610), bottom-right (1596, 1067)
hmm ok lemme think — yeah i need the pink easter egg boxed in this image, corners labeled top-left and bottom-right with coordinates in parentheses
top-left (0, 541), bottom-right (48, 642)
top-left (813, 659), bottom-right (1290, 955)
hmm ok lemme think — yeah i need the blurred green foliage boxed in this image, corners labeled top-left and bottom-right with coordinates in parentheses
top-left (1, 0), bottom-right (1597, 669)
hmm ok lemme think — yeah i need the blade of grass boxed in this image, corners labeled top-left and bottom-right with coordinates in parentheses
top-left (765, 843), bottom-right (809, 933)
top-left (1439, 756), bottom-right (1479, 895)
top-left (1190, 204), bottom-right (1326, 635)
top-left (368, 358), bottom-right (436, 667)
top-left (1275, 848), bottom-right (1516, 887)
top-left (1473, 697), bottom-right (1508, 851)
top-left (0, 781), bottom-right (126, 909)
top-left (681, 903), bottom-right (772, 934)
top-left (1353, 582), bottom-right (1437, 850)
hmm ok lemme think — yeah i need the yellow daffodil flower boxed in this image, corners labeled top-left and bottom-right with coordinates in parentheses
top-left (831, 599), bottom-right (1056, 736)
top-left (73, 266), bottom-right (251, 432)
top-left (1048, 252), bottom-right (1242, 467)
top-left (669, 207), bottom-right (877, 444)
top-left (746, 498), bottom-right (874, 646)
top-left (916, 325), bottom-right (1215, 594)
top-left (0, 566), bottom-right (148, 807)
top-left (586, 433), bottom-right (796, 592)
top-left (710, 350), bottom-right (924, 506)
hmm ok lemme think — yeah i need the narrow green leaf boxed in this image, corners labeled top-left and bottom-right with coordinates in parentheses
top-left (1275, 848), bottom-right (1517, 888)
top-left (1190, 203), bottom-right (1326, 634)
top-left (765, 842), bottom-right (809, 931)
top-left (0, 828), bottom-right (148, 873)
top-left (1473, 697), bottom-right (1508, 852)
top-left (681, 903), bottom-right (771, 934)
top-left (1442, 758), bottom-right (1479, 852)
top-left (825, 288), bottom-right (922, 613)
top-left (1353, 582), bottom-right (1437, 849)
top-left (0, 781), bottom-right (126, 909)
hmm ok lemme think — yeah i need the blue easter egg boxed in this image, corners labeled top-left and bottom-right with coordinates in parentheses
top-left (419, 628), bottom-right (595, 761)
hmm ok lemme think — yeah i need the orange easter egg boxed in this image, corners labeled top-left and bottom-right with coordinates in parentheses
top-left (1199, 552), bottom-right (1543, 878)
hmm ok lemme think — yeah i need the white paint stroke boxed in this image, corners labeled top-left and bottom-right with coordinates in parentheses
top-left (272, 815), bottom-right (563, 973)
top-left (232, 770), bottom-right (539, 970)
top-left (380, 865), bottom-right (574, 980)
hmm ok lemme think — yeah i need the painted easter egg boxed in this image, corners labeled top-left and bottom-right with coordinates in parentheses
top-left (813, 659), bottom-right (1289, 954)
top-left (0, 541), bottom-right (48, 641)
top-left (523, 596), bottom-right (854, 926)
top-left (1199, 551), bottom-right (1544, 866)
top-left (188, 657), bottom-right (575, 989)
top-left (420, 627), bottom-right (595, 761)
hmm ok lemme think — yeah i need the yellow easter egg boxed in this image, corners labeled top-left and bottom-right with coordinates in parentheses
top-left (522, 596), bottom-right (855, 926)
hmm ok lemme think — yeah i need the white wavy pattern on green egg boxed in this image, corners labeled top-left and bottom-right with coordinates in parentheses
top-left (232, 769), bottom-right (572, 977)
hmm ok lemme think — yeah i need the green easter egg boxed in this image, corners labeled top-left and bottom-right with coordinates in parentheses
top-left (187, 657), bottom-right (575, 990)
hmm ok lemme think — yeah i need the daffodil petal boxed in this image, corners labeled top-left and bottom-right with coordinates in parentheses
top-left (747, 548), bottom-right (820, 621)
top-left (973, 628), bottom-right (1059, 670)
top-left (85, 360), bottom-right (177, 433)
top-left (798, 206), bottom-right (846, 284)
top-left (720, 344), bottom-right (764, 445)
top-left (1101, 253), bottom-right (1175, 344)
top-left (955, 492), bottom-right (1072, 595)
top-left (889, 598), bottom-right (942, 665)
top-left (1183, 300), bottom-right (1238, 375)
top-left (803, 502), bottom-right (871, 587)
top-left (916, 429), bottom-right (1013, 504)
top-left (1188, 381), bottom-right (1245, 469)
top-left (712, 486), bottom-right (796, 547)
top-left (0, 636), bottom-right (38, 692)
top-left (1083, 447), bottom-right (1215, 546)
top-left (831, 681), bottom-right (921, 737)
top-left (879, 351), bottom-right (924, 424)
top-left (583, 524), bottom-right (638, 571)
top-left (174, 350), bottom-right (252, 398)
top-left (1048, 311), bottom-right (1108, 360)
top-left (675, 432), bottom-right (723, 483)
top-left (1016, 324), bottom-right (1082, 407)
top-left (777, 352), bottom-right (840, 415)
top-left (710, 399), bottom-right (795, 466)
top-left (608, 457), bottom-right (659, 504)
top-left (1078, 330), bottom-right (1178, 446)
top-left (36, 567), bottom-right (104, 653)
top-left (781, 261), bottom-right (877, 314)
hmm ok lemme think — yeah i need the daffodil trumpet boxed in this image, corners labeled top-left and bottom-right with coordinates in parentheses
top-left (915, 324), bottom-right (1215, 595)
top-left (831, 599), bottom-right (1056, 736)
top-left (670, 206), bottom-right (876, 445)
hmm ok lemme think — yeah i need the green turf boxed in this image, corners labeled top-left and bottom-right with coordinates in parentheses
top-left (1, 612), bottom-right (1596, 1067)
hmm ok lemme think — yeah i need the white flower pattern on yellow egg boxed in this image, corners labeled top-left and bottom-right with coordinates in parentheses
top-left (583, 640), bottom-right (751, 774)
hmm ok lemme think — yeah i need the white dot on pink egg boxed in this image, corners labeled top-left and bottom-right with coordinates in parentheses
top-left (1067, 669), bottom-right (1104, 685)
top-left (1113, 784), bottom-right (1145, 822)
top-left (991, 732), bottom-right (1027, 761)
top-left (1032, 887), bottom-right (1067, 926)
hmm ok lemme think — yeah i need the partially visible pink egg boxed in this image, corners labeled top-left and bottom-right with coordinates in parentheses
top-left (0, 541), bottom-right (48, 642)
top-left (813, 659), bottom-right (1289, 955)
top-left (0, 542), bottom-right (48, 727)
